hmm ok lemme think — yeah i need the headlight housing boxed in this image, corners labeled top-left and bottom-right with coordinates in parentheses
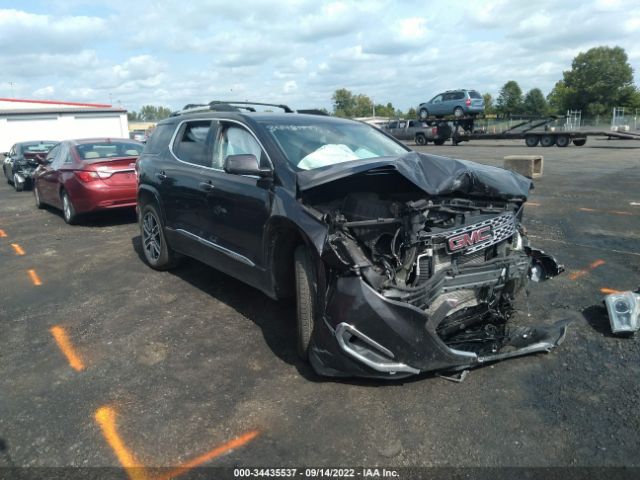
top-left (604, 291), bottom-right (640, 335)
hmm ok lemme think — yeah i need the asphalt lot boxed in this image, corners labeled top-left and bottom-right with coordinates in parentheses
top-left (1, 138), bottom-right (639, 475)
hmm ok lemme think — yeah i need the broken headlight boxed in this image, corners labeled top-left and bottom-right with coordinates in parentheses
top-left (604, 291), bottom-right (640, 335)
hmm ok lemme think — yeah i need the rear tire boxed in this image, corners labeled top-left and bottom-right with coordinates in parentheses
top-left (34, 186), bottom-right (44, 209)
top-left (525, 135), bottom-right (540, 147)
top-left (294, 245), bottom-right (316, 360)
top-left (540, 135), bottom-right (556, 147)
top-left (140, 203), bottom-right (179, 270)
top-left (555, 135), bottom-right (570, 147)
top-left (415, 133), bottom-right (427, 145)
top-left (61, 191), bottom-right (78, 224)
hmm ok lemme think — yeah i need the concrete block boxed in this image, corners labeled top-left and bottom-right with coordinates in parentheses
top-left (503, 155), bottom-right (543, 179)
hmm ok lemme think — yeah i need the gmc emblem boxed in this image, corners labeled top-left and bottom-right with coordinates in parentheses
top-left (447, 226), bottom-right (492, 253)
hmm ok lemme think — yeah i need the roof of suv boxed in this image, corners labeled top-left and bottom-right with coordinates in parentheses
top-left (158, 110), bottom-right (358, 128)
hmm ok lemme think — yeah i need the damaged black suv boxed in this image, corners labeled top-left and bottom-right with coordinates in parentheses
top-left (136, 101), bottom-right (566, 379)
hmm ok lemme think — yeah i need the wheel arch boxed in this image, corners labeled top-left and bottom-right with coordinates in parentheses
top-left (264, 216), bottom-right (324, 300)
top-left (137, 185), bottom-right (166, 223)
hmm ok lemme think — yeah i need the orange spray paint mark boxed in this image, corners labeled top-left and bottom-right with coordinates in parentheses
top-left (50, 326), bottom-right (85, 371)
top-left (0, 229), bottom-right (7, 238)
top-left (527, 202), bottom-right (541, 207)
top-left (600, 288), bottom-right (621, 295)
top-left (569, 259), bottom-right (605, 281)
top-left (95, 407), bottom-right (149, 480)
top-left (158, 430), bottom-right (260, 480)
top-left (27, 269), bottom-right (42, 285)
top-left (11, 243), bottom-right (25, 255)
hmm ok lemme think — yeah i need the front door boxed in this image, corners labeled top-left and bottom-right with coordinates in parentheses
top-left (201, 123), bottom-right (272, 269)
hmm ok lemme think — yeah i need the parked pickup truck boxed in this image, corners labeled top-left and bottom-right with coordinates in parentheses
top-left (383, 119), bottom-right (443, 145)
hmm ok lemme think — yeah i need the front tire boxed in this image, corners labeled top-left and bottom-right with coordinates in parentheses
top-left (418, 107), bottom-right (429, 120)
top-left (13, 174), bottom-right (23, 191)
top-left (453, 106), bottom-right (464, 118)
top-left (62, 191), bottom-right (78, 224)
top-left (140, 203), bottom-right (179, 270)
top-left (294, 245), bottom-right (316, 360)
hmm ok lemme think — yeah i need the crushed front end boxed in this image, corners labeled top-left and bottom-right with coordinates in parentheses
top-left (300, 154), bottom-right (567, 378)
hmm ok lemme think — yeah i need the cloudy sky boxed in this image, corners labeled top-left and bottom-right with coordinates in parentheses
top-left (1, 0), bottom-right (639, 113)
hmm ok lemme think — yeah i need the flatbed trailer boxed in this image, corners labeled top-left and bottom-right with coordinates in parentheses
top-left (427, 115), bottom-right (640, 147)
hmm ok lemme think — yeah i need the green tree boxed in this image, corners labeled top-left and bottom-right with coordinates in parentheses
top-left (550, 46), bottom-right (638, 116)
top-left (482, 93), bottom-right (494, 114)
top-left (353, 94), bottom-right (374, 117)
top-left (135, 105), bottom-right (172, 122)
top-left (496, 81), bottom-right (523, 115)
top-left (406, 107), bottom-right (417, 118)
top-left (332, 88), bottom-right (355, 117)
top-left (127, 111), bottom-right (139, 122)
top-left (523, 88), bottom-right (548, 116)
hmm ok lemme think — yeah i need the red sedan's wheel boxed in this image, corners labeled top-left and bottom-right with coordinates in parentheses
top-left (62, 191), bottom-right (78, 224)
top-left (34, 186), bottom-right (44, 209)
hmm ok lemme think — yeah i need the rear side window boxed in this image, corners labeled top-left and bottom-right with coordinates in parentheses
top-left (468, 91), bottom-right (482, 99)
top-left (453, 91), bottom-right (465, 100)
top-left (172, 120), bottom-right (214, 167)
top-left (143, 124), bottom-right (174, 155)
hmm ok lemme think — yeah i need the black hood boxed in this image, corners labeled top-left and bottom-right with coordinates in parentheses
top-left (297, 151), bottom-right (532, 200)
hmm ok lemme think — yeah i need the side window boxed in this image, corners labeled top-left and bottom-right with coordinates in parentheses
top-left (431, 95), bottom-right (443, 103)
top-left (213, 125), bottom-right (265, 170)
top-left (52, 143), bottom-right (69, 168)
top-left (144, 123), bottom-right (174, 155)
top-left (398, 121), bottom-right (406, 128)
top-left (442, 93), bottom-right (452, 101)
top-left (172, 121), bottom-right (214, 167)
top-left (45, 144), bottom-right (60, 164)
top-left (387, 121), bottom-right (398, 129)
top-left (454, 91), bottom-right (465, 100)
top-left (63, 145), bottom-right (74, 164)
top-left (408, 121), bottom-right (416, 128)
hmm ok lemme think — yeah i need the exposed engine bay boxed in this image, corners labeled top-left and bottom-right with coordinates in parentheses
top-left (298, 153), bottom-right (568, 378)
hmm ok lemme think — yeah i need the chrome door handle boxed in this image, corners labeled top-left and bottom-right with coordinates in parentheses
top-left (155, 171), bottom-right (167, 180)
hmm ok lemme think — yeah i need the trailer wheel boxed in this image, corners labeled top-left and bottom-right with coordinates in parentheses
top-left (540, 135), bottom-right (556, 147)
top-left (433, 138), bottom-right (446, 146)
top-left (573, 138), bottom-right (587, 146)
top-left (525, 135), bottom-right (540, 147)
top-left (415, 133), bottom-right (427, 145)
top-left (555, 135), bottom-right (570, 148)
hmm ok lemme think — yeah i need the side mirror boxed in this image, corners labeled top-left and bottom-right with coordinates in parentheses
top-left (224, 154), bottom-right (271, 177)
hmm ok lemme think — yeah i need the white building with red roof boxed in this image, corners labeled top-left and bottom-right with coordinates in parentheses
top-left (0, 98), bottom-right (129, 152)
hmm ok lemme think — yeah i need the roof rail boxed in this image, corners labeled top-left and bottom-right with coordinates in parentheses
top-left (171, 100), bottom-right (295, 117)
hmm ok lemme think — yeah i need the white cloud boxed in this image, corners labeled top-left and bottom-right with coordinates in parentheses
top-left (283, 80), bottom-right (298, 93)
top-left (1, 0), bottom-right (638, 113)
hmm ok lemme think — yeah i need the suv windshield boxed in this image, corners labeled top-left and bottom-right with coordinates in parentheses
top-left (264, 121), bottom-right (408, 170)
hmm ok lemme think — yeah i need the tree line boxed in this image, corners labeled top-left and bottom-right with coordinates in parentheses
top-left (127, 105), bottom-right (172, 122)
top-left (333, 45), bottom-right (640, 118)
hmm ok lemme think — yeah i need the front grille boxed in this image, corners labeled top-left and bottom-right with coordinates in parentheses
top-left (439, 212), bottom-right (517, 255)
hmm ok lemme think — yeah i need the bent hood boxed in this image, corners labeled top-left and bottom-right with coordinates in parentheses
top-left (296, 151), bottom-right (532, 200)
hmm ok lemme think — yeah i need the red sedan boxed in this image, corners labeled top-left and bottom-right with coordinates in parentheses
top-left (33, 138), bottom-right (144, 224)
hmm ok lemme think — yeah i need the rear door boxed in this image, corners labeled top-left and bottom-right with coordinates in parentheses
top-left (37, 143), bottom-right (62, 205)
top-left (161, 120), bottom-right (218, 235)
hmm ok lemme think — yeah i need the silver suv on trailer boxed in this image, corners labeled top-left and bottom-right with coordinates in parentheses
top-left (418, 89), bottom-right (485, 120)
